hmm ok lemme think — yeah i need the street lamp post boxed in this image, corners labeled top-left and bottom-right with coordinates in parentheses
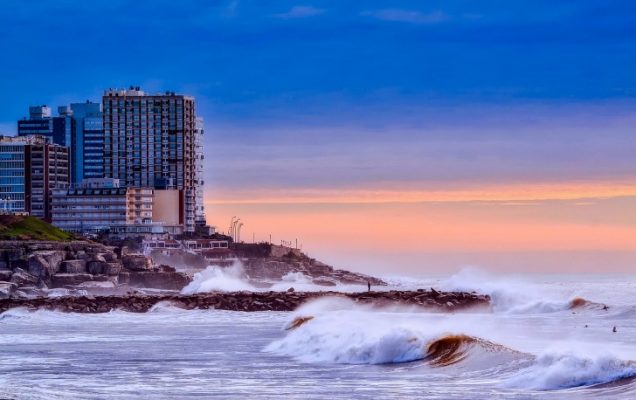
top-left (237, 222), bottom-right (244, 243)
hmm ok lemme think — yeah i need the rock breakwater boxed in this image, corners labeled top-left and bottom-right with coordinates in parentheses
top-left (0, 290), bottom-right (489, 314)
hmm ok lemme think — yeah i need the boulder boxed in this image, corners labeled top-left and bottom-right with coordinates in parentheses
top-left (61, 259), bottom-right (87, 274)
top-left (27, 254), bottom-right (50, 279)
top-left (10, 259), bottom-right (27, 271)
top-left (88, 254), bottom-right (106, 263)
top-left (27, 250), bottom-right (65, 279)
top-left (0, 248), bottom-right (25, 262)
top-left (0, 269), bottom-right (12, 281)
top-left (157, 264), bottom-right (176, 273)
top-left (87, 261), bottom-right (107, 275)
top-left (0, 281), bottom-right (17, 299)
top-left (118, 271), bottom-right (130, 285)
top-left (10, 268), bottom-right (39, 286)
top-left (122, 254), bottom-right (152, 271)
top-left (103, 262), bottom-right (122, 276)
top-left (99, 252), bottom-right (118, 263)
top-left (50, 273), bottom-right (94, 288)
top-left (127, 271), bottom-right (191, 290)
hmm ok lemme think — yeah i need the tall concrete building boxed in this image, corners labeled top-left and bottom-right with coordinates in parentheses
top-left (0, 135), bottom-right (69, 220)
top-left (18, 105), bottom-right (73, 147)
top-left (102, 87), bottom-right (205, 232)
top-left (69, 101), bottom-right (104, 183)
top-left (0, 136), bottom-right (28, 213)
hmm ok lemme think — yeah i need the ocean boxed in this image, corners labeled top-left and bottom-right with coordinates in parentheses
top-left (0, 270), bottom-right (634, 399)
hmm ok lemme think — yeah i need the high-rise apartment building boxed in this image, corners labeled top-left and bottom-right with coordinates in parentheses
top-left (18, 105), bottom-right (73, 147)
top-left (0, 136), bottom-right (28, 213)
top-left (0, 135), bottom-right (69, 220)
top-left (69, 101), bottom-right (104, 183)
top-left (102, 87), bottom-right (204, 232)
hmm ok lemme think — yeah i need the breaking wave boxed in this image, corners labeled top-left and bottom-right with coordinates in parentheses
top-left (267, 298), bottom-right (636, 392)
top-left (505, 351), bottom-right (636, 390)
top-left (440, 268), bottom-right (608, 314)
top-left (181, 262), bottom-right (368, 294)
top-left (266, 298), bottom-right (523, 366)
top-left (181, 262), bottom-right (257, 294)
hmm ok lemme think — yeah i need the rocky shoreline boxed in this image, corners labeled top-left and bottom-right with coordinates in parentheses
top-left (0, 240), bottom-right (387, 299)
top-left (0, 240), bottom-right (190, 299)
top-left (0, 289), bottom-right (490, 314)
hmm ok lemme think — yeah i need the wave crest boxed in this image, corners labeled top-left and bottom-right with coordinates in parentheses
top-left (425, 334), bottom-right (475, 366)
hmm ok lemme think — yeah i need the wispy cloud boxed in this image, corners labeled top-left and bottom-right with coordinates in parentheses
top-left (362, 9), bottom-right (448, 24)
top-left (273, 5), bottom-right (324, 19)
top-left (205, 181), bottom-right (636, 205)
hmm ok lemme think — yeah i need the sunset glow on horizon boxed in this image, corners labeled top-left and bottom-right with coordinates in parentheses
top-left (1, 0), bottom-right (635, 274)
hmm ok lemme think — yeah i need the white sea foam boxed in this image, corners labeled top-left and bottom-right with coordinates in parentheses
top-left (181, 262), bottom-right (368, 294)
top-left (440, 268), bottom-right (585, 314)
top-left (181, 262), bottom-right (256, 294)
top-left (505, 350), bottom-right (636, 390)
top-left (267, 308), bottom-right (433, 364)
top-left (267, 295), bottom-right (636, 393)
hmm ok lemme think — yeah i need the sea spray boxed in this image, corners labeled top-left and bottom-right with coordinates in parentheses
top-left (181, 261), bottom-right (256, 294)
top-left (440, 268), bottom-right (593, 314)
top-left (181, 262), bottom-right (370, 294)
top-left (504, 349), bottom-right (636, 390)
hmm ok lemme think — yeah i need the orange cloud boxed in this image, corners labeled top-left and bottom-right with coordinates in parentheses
top-left (206, 180), bottom-right (636, 205)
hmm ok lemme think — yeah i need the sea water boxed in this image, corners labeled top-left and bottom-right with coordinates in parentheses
top-left (0, 272), bottom-right (634, 399)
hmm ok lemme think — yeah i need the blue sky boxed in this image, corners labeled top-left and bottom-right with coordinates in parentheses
top-left (2, 1), bottom-right (636, 272)
top-left (1, 0), bottom-right (635, 193)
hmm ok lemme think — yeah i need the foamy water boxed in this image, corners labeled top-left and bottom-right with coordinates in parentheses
top-left (1, 272), bottom-right (634, 399)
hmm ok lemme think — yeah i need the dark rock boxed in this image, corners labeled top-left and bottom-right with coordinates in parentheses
top-left (88, 254), bottom-right (106, 264)
top-left (61, 260), bottom-right (87, 274)
top-left (10, 268), bottom-right (39, 286)
top-left (0, 281), bottom-right (17, 299)
top-left (100, 252), bottom-right (118, 263)
top-left (27, 250), bottom-right (65, 279)
top-left (118, 271), bottom-right (130, 285)
top-left (122, 254), bottom-right (152, 271)
top-left (50, 273), bottom-right (94, 288)
top-left (0, 269), bottom-right (12, 281)
top-left (103, 262), bottom-right (122, 276)
top-left (127, 271), bottom-right (191, 290)
top-left (0, 248), bottom-right (24, 262)
top-left (157, 264), bottom-right (176, 273)
top-left (87, 261), bottom-right (107, 275)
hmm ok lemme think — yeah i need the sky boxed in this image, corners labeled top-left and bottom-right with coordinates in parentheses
top-left (1, 0), bottom-right (635, 274)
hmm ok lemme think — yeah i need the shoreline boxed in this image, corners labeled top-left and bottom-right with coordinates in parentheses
top-left (0, 290), bottom-right (490, 314)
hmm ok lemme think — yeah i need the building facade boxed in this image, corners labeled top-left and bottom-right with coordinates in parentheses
top-left (18, 105), bottom-right (74, 147)
top-left (24, 139), bottom-right (69, 220)
top-left (0, 135), bottom-right (69, 219)
top-left (0, 136), bottom-right (27, 213)
top-left (51, 178), bottom-right (183, 236)
top-left (102, 87), bottom-right (204, 232)
top-left (69, 101), bottom-right (104, 183)
top-left (52, 178), bottom-right (151, 233)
